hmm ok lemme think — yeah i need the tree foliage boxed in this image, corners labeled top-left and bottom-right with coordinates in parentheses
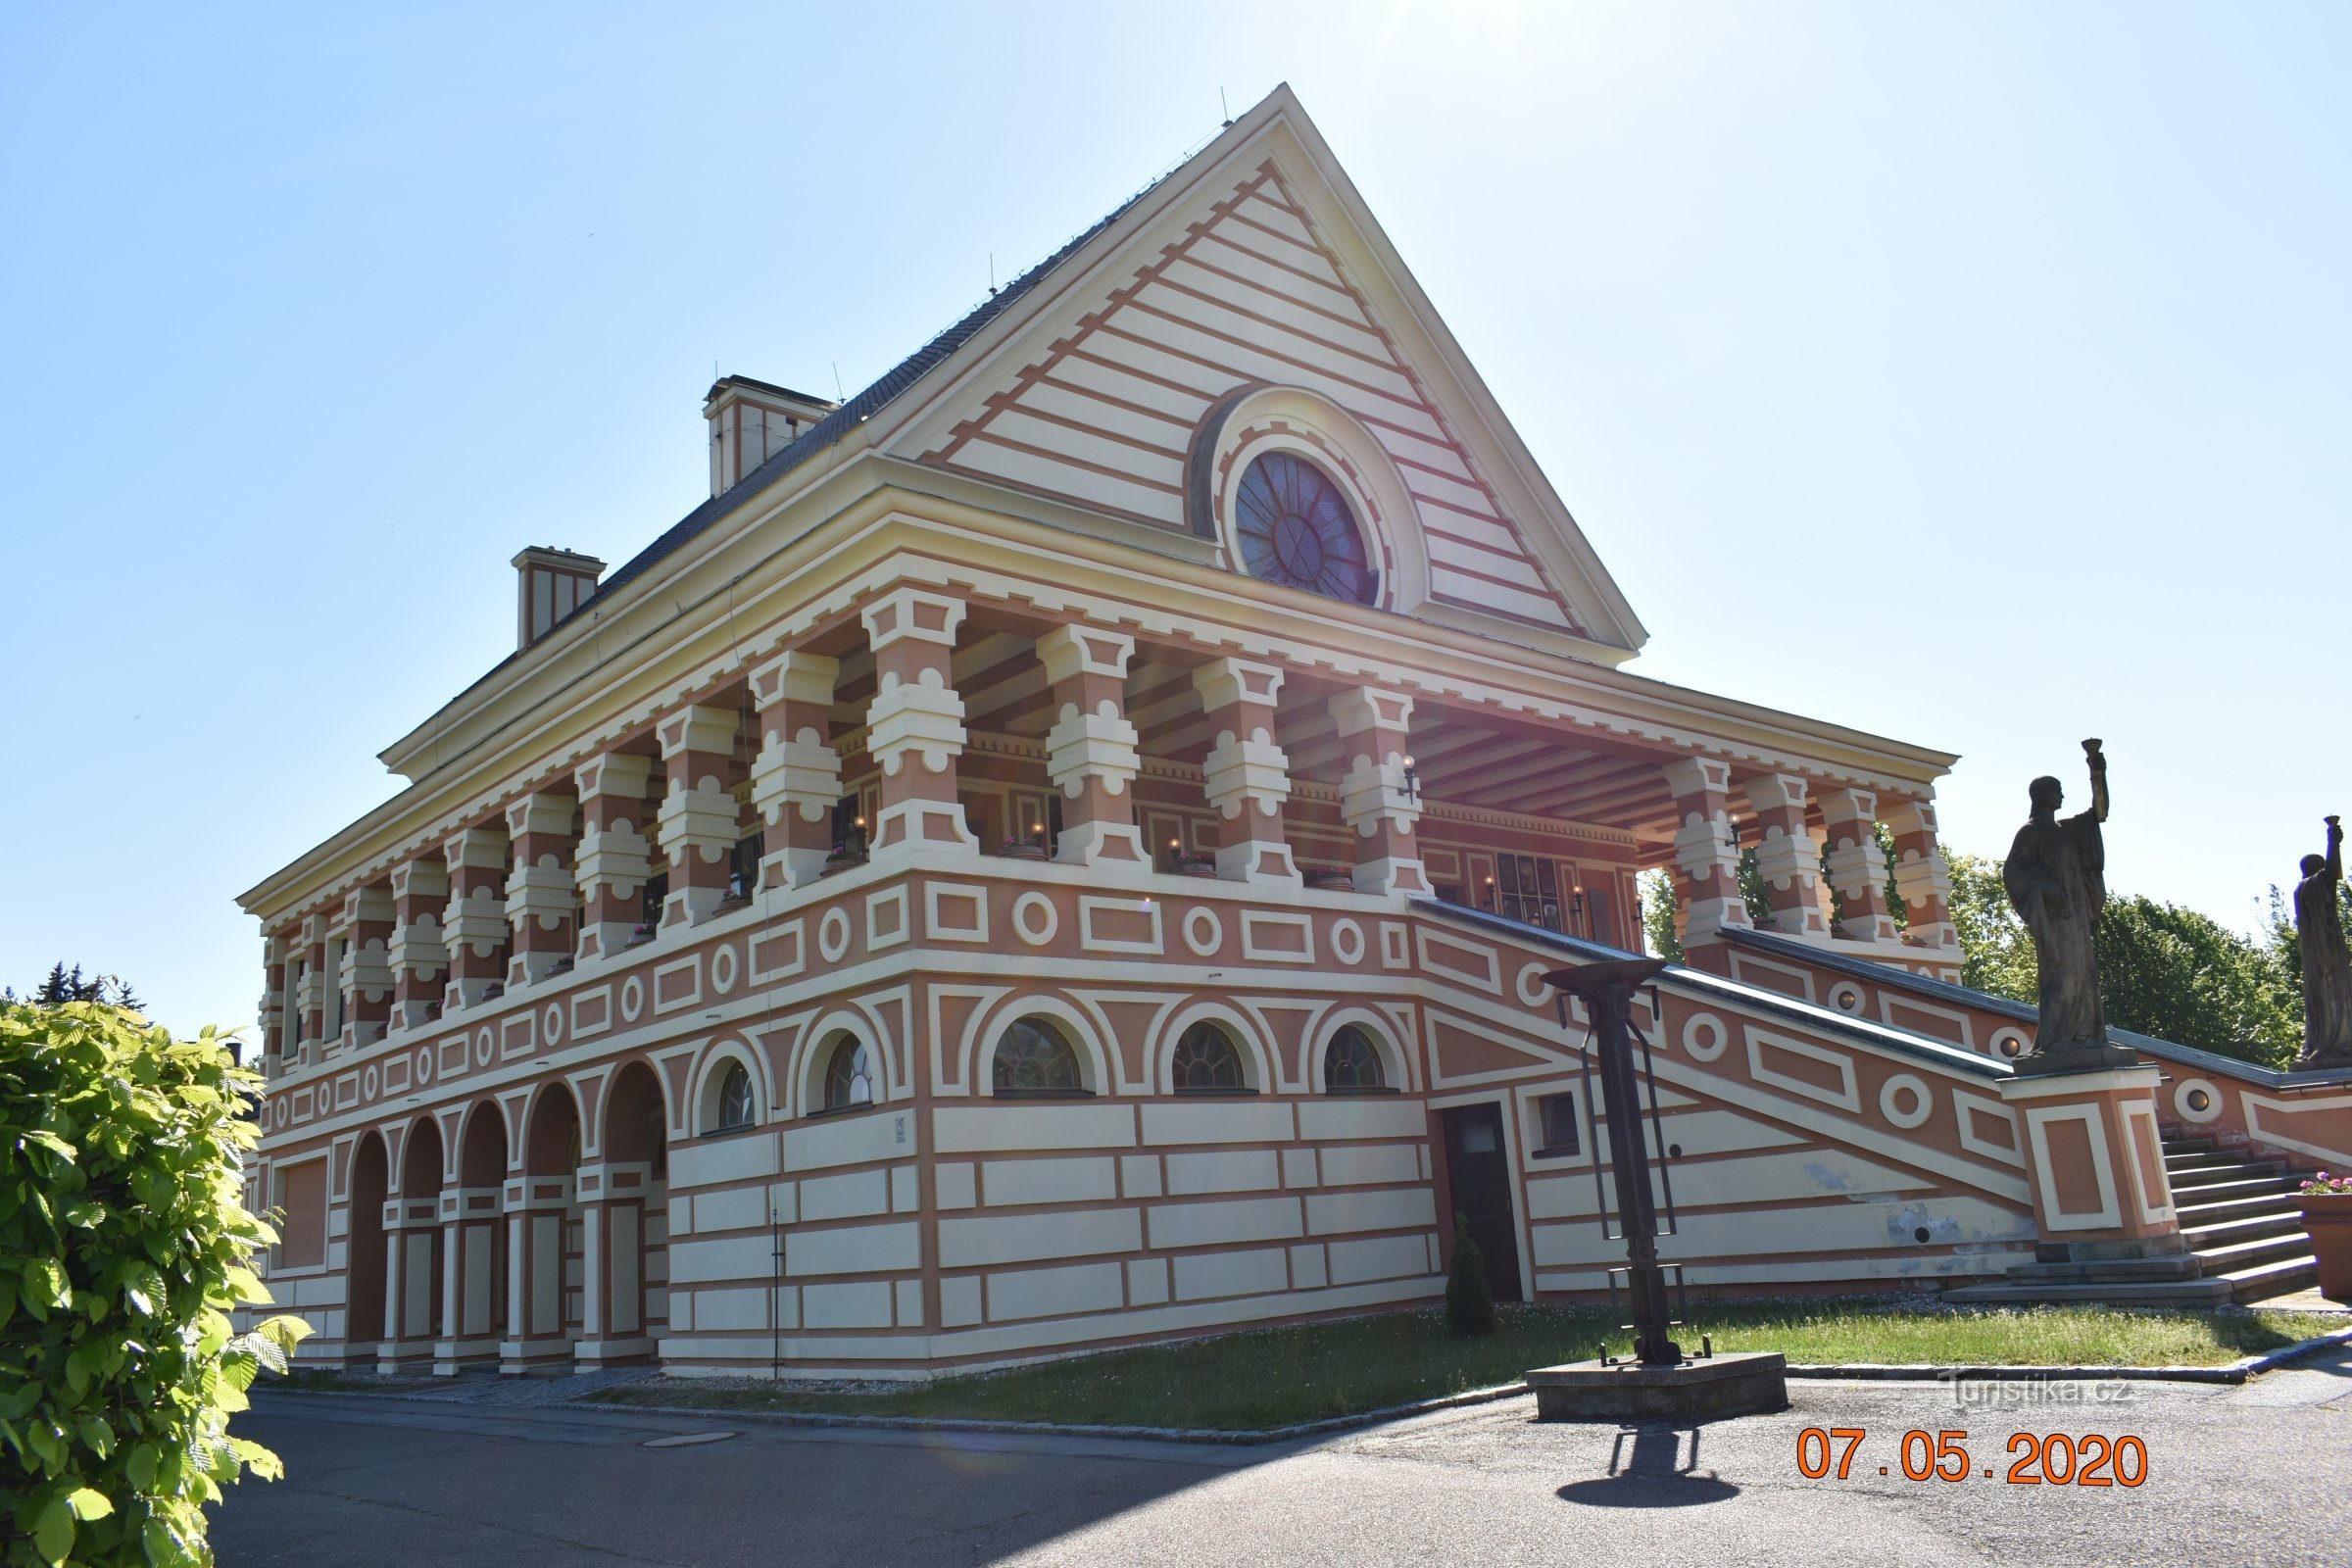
top-left (4, 967), bottom-right (141, 1012)
top-left (1, 1002), bottom-right (304, 1567)
top-left (1445, 1211), bottom-right (1495, 1338)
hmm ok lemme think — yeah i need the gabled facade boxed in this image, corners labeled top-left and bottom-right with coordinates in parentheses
top-left (237, 87), bottom-right (2343, 1378)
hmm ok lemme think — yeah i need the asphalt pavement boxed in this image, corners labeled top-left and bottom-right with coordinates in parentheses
top-left (212, 1348), bottom-right (2352, 1566)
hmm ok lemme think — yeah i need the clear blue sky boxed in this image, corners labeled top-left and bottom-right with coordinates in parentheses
top-left (5, 4), bottom-right (2345, 1038)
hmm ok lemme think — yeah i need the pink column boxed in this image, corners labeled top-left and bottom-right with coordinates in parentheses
top-left (573, 753), bottom-right (656, 961)
top-left (1744, 774), bottom-right (1827, 937)
top-left (1038, 624), bottom-right (1147, 868)
top-left (1194, 657), bottom-right (1298, 883)
top-left (1662, 757), bottom-right (1748, 946)
top-left (1328, 686), bottom-right (1429, 895)
top-left (387, 858), bottom-right (449, 1031)
top-left (749, 649), bottom-right (844, 889)
top-left (441, 824), bottom-right (511, 1009)
top-left (297, 915), bottom-right (327, 1054)
top-left (1884, 797), bottom-right (1957, 952)
top-left (1817, 787), bottom-right (1895, 943)
top-left (859, 588), bottom-right (979, 859)
top-left (656, 705), bottom-right (742, 925)
top-left (259, 942), bottom-right (286, 1062)
top-left (340, 886), bottom-right (396, 1048)
top-left (504, 789), bottom-right (579, 985)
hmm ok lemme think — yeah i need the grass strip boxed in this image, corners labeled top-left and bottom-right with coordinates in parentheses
top-left (584, 1299), bottom-right (2342, 1432)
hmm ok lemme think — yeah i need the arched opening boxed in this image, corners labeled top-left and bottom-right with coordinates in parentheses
top-left (1170, 1020), bottom-right (1251, 1094)
top-left (518, 1085), bottom-right (583, 1364)
top-left (344, 1132), bottom-right (388, 1357)
top-left (453, 1103), bottom-right (509, 1350)
top-left (817, 1032), bottom-right (873, 1113)
top-left (991, 1017), bottom-right (1087, 1096)
top-left (596, 1062), bottom-right (669, 1357)
top-left (394, 1116), bottom-right (445, 1348)
top-left (1322, 1024), bottom-right (1396, 1093)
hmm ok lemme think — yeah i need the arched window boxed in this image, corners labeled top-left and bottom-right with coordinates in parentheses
top-left (1170, 1022), bottom-right (1249, 1094)
top-left (1323, 1025), bottom-right (1391, 1093)
top-left (822, 1035), bottom-right (875, 1111)
top-left (1235, 452), bottom-right (1376, 604)
top-left (992, 1018), bottom-right (1084, 1096)
top-left (713, 1062), bottom-right (757, 1132)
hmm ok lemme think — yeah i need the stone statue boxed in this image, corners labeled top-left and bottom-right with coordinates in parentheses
top-left (2004, 740), bottom-right (2130, 1066)
top-left (2294, 816), bottom-right (2352, 1070)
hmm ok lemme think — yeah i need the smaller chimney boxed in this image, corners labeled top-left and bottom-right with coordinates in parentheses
top-left (705, 375), bottom-right (837, 498)
top-left (513, 547), bottom-right (604, 650)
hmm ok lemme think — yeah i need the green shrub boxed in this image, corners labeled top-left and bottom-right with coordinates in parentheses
top-left (1, 1002), bottom-right (306, 1567)
top-left (1446, 1211), bottom-right (1494, 1338)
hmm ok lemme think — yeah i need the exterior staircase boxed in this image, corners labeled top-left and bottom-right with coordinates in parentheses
top-left (2164, 1134), bottom-right (2320, 1302)
top-left (1945, 1134), bottom-right (2316, 1307)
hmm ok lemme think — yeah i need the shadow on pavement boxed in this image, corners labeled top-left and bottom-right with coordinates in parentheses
top-left (1553, 1425), bottom-right (1740, 1508)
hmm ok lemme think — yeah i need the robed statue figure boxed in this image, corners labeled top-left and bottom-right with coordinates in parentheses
top-left (2004, 741), bottom-right (2113, 1059)
top-left (2294, 816), bottom-right (2352, 1070)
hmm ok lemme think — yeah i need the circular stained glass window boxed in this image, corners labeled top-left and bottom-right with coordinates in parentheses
top-left (1235, 452), bottom-right (1376, 604)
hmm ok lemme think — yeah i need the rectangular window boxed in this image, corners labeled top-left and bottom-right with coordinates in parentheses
top-left (274, 1159), bottom-right (328, 1269)
top-left (1496, 855), bottom-right (1565, 932)
top-left (1581, 878), bottom-right (1614, 947)
top-left (1536, 1092), bottom-right (1580, 1156)
top-left (727, 832), bottom-right (763, 899)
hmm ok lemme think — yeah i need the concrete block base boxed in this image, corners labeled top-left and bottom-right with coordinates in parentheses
top-left (1527, 1351), bottom-right (1788, 1423)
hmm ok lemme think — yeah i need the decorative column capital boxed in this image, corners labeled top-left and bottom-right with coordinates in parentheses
top-left (1192, 656), bottom-right (1284, 712)
top-left (859, 586), bottom-right (966, 652)
top-left (657, 704), bottom-right (741, 767)
top-left (1327, 686), bottom-right (1413, 739)
top-left (574, 752), bottom-right (656, 803)
top-left (1037, 623), bottom-right (1136, 684)
top-left (504, 790), bottom-right (578, 841)
top-left (748, 647), bottom-right (842, 719)
top-left (444, 824), bottom-right (509, 872)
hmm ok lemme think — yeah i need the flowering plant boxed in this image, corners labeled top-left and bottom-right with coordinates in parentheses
top-left (2303, 1171), bottom-right (2352, 1196)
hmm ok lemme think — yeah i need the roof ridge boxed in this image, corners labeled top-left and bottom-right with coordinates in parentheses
top-left (579, 127), bottom-right (1221, 617)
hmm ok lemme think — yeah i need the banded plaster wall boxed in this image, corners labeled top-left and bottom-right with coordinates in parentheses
top-left (252, 854), bottom-right (2056, 1373)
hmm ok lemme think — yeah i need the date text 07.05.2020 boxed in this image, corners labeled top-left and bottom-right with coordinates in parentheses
top-left (1794, 1428), bottom-right (2147, 1487)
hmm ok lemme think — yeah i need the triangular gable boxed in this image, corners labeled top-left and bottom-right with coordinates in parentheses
top-left (879, 87), bottom-right (1644, 656)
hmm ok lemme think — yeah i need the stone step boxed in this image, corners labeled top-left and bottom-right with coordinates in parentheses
top-left (2180, 1210), bottom-right (2310, 1248)
top-left (1999, 1253), bottom-right (2204, 1286)
top-left (2165, 1153), bottom-right (2290, 1179)
top-left (2166, 1175), bottom-right (2298, 1201)
top-left (2164, 1161), bottom-right (2295, 1184)
top-left (1943, 1276), bottom-right (2236, 1309)
top-left (2174, 1192), bottom-right (2309, 1224)
top-left (2219, 1253), bottom-right (2321, 1304)
top-left (2163, 1136), bottom-right (2217, 1155)
top-left (2191, 1231), bottom-right (2317, 1274)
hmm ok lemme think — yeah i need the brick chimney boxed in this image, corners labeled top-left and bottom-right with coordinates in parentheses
top-left (706, 375), bottom-right (836, 498)
top-left (513, 547), bottom-right (603, 650)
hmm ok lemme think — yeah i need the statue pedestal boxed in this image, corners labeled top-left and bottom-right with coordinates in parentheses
top-left (1998, 1063), bottom-right (2186, 1264)
top-left (1527, 1352), bottom-right (1788, 1423)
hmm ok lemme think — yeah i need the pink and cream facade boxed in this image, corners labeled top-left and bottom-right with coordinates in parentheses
top-left (239, 89), bottom-right (2341, 1378)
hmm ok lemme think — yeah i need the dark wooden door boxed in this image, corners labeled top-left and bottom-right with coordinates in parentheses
top-left (1441, 1102), bottom-right (1524, 1302)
